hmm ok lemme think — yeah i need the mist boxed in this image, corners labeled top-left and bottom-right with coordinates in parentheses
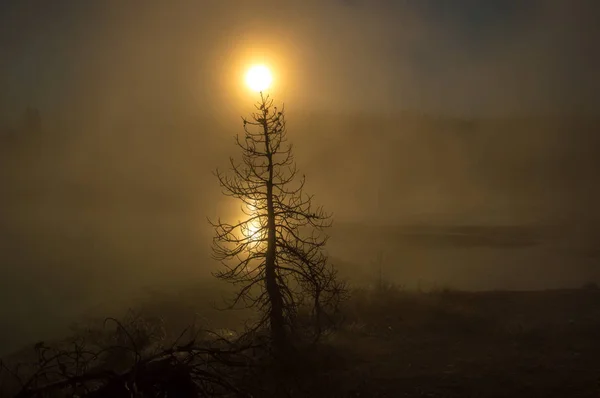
top-left (1, 0), bottom-right (599, 357)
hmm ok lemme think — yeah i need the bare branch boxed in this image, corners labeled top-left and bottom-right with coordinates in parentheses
top-left (210, 94), bottom-right (347, 348)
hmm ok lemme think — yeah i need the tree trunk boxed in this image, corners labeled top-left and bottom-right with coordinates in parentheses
top-left (261, 101), bottom-right (286, 352)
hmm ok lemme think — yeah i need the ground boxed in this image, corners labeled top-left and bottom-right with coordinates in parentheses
top-left (230, 287), bottom-right (600, 397)
top-left (292, 287), bottom-right (600, 397)
top-left (2, 286), bottom-right (600, 397)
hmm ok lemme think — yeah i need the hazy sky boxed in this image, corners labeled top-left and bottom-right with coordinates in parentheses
top-left (1, 0), bottom-right (599, 123)
top-left (1, 2), bottom-right (600, 348)
top-left (3, 1), bottom-right (600, 358)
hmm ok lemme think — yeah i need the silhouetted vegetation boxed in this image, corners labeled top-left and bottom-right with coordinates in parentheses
top-left (4, 285), bottom-right (600, 397)
top-left (210, 93), bottom-right (347, 353)
top-left (0, 310), bottom-right (262, 397)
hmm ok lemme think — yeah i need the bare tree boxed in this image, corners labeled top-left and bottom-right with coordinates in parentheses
top-left (210, 93), bottom-right (346, 352)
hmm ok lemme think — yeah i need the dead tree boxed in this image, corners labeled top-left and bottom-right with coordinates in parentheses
top-left (1, 316), bottom-right (257, 398)
top-left (210, 93), bottom-right (346, 352)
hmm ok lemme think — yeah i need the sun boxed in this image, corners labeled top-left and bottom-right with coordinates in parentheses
top-left (245, 65), bottom-right (273, 92)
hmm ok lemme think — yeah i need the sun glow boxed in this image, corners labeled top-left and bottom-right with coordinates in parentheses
top-left (242, 201), bottom-right (265, 249)
top-left (245, 203), bottom-right (261, 237)
top-left (247, 218), bottom-right (261, 240)
top-left (245, 65), bottom-right (273, 92)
